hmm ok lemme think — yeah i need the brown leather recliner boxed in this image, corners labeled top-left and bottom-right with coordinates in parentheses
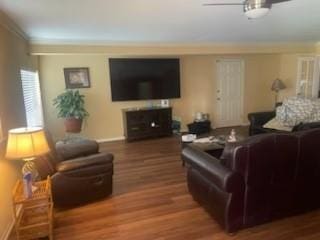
top-left (182, 129), bottom-right (320, 233)
top-left (35, 134), bottom-right (114, 207)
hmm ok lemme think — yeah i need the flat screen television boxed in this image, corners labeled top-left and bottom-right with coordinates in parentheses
top-left (109, 58), bottom-right (180, 101)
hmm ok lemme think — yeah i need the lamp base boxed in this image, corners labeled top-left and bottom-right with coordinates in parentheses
top-left (22, 160), bottom-right (39, 182)
top-left (22, 160), bottom-right (39, 198)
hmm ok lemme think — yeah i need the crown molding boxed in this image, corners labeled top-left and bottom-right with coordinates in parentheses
top-left (29, 38), bottom-right (317, 47)
top-left (0, 10), bottom-right (29, 42)
top-left (30, 41), bottom-right (317, 56)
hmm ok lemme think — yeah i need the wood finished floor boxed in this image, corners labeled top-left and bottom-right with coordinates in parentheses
top-left (51, 135), bottom-right (320, 240)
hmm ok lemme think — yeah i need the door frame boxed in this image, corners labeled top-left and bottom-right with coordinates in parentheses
top-left (215, 58), bottom-right (245, 128)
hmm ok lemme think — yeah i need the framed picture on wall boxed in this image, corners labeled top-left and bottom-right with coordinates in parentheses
top-left (64, 67), bottom-right (91, 89)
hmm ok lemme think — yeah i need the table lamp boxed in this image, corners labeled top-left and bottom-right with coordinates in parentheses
top-left (271, 78), bottom-right (286, 107)
top-left (5, 127), bottom-right (50, 182)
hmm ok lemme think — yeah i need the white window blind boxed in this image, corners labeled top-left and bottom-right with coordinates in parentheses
top-left (20, 69), bottom-right (44, 127)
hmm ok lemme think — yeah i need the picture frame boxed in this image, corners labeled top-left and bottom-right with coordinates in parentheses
top-left (64, 67), bottom-right (91, 89)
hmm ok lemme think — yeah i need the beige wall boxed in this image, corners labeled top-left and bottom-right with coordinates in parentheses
top-left (0, 141), bottom-right (21, 240)
top-left (278, 54), bottom-right (300, 101)
top-left (0, 21), bottom-right (38, 239)
top-left (39, 53), bottom-right (283, 140)
top-left (172, 54), bottom-right (281, 128)
top-left (35, 41), bottom-right (319, 140)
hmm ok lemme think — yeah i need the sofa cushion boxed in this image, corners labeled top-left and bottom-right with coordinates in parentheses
top-left (263, 118), bottom-right (292, 132)
top-left (56, 140), bottom-right (99, 160)
top-left (276, 97), bottom-right (320, 127)
top-left (186, 128), bottom-right (320, 233)
top-left (294, 130), bottom-right (320, 209)
top-left (56, 152), bottom-right (113, 173)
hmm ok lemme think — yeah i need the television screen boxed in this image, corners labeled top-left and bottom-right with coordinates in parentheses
top-left (109, 58), bottom-right (180, 101)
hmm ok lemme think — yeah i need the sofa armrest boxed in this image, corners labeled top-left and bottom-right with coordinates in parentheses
top-left (182, 146), bottom-right (243, 193)
top-left (56, 140), bottom-right (99, 161)
top-left (248, 111), bottom-right (275, 126)
top-left (56, 152), bottom-right (113, 173)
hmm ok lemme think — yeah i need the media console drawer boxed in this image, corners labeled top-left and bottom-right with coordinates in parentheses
top-left (122, 107), bottom-right (172, 141)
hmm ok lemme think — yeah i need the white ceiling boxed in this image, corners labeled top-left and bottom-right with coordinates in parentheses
top-left (0, 0), bottom-right (319, 44)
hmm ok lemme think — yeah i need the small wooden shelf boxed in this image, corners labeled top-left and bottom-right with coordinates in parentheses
top-left (12, 177), bottom-right (54, 240)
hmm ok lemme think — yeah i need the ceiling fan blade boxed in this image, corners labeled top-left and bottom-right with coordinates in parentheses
top-left (267, 0), bottom-right (292, 4)
top-left (203, 3), bottom-right (244, 6)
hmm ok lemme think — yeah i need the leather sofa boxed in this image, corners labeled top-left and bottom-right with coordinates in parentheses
top-left (248, 111), bottom-right (320, 136)
top-left (35, 134), bottom-right (114, 207)
top-left (181, 129), bottom-right (320, 233)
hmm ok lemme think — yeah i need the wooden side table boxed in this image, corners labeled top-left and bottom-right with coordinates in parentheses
top-left (187, 121), bottom-right (211, 135)
top-left (12, 176), bottom-right (54, 240)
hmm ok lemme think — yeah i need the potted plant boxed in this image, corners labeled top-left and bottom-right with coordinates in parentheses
top-left (53, 90), bottom-right (89, 133)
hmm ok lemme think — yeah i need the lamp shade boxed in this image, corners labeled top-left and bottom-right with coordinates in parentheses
top-left (271, 79), bottom-right (286, 92)
top-left (5, 127), bottom-right (50, 160)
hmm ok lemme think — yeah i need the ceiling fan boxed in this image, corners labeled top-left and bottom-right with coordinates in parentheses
top-left (203, 0), bottom-right (292, 19)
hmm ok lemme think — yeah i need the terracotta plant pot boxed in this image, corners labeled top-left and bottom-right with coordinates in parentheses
top-left (64, 117), bottom-right (83, 133)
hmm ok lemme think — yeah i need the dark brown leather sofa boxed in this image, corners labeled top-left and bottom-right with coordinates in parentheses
top-left (35, 135), bottom-right (114, 207)
top-left (248, 111), bottom-right (320, 136)
top-left (181, 129), bottom-right (320, 233)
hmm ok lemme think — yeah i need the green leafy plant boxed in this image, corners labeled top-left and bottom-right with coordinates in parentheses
top-left (53, 90), bottom-right (89, 119)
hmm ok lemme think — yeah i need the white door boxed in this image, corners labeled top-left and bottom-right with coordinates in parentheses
top-left (216, 59), bottom-right (244, 127)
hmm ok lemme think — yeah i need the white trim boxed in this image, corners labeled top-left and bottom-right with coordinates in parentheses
top-left (96, 136), bottom-right (125, 143)
top-left (180, 128), bottom-right (189, 133)
top-left (215, 58), bottom-right (245, 128)
top-left (0, 220), bottom-right (14, 240)
top-left (30, 42), bottom-right (317, 56)
top-left (0, 205), bottom-right (21, 240)
top-left (0, 10), bottom-right (29, 41)
top-left (29, 39), bottom-right (317, 47)
top-left (241, 121), bottom-right (250, 127)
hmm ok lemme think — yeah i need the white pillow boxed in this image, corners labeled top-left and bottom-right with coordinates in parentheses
top-left (263, 118), bottom-right (293, 132)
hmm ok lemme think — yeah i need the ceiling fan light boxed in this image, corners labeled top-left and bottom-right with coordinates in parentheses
top-left (245, 7), bottom-right (270, 19)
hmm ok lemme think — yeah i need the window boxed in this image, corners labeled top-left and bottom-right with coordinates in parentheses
top-left (20, 69), bottom-right (44, 127)
top-left (296, 56), bottom-right (320, 98)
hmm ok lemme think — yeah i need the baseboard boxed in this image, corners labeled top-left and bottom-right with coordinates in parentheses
top-left (0, 220), bottom-right (14, 240)
top-left (96, 136), bottom-right (125, 143)
top-left (241, 121), bottom-right (250, 126)
top-left (0, 205), bottom-right (23, 240)
top-left (0, 205), bottom-right (21, 240)
top-left (180, 128), bottom-right (188, 133)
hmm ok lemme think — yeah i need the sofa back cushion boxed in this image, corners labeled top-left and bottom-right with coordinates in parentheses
top-left (34, 130), bottom-right (59, 179)
top-left (56, 140), bottom-right (99, 160)
top-left (222, 133), bottom-right (302, 225)
top-left (294, 129), bottom-right (320, 210)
